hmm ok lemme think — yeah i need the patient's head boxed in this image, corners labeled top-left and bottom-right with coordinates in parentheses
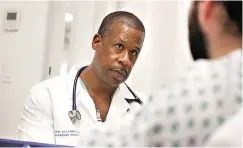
top-left (188, 1), bottom-right (242, 60)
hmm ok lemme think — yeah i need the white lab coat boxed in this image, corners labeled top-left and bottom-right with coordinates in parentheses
top-left (17, 65), bottom-right (147, 146)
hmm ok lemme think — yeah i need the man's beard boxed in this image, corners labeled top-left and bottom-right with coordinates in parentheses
top-left (188, 2), bottom-right (209, 61)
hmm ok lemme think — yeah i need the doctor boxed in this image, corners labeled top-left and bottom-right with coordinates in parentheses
top-left (18, 11), bottom-right (146, 146)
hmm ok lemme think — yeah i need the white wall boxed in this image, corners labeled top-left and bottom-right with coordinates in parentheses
top-left (66, 1), bottom-right (119, 70)
top-left (0, 1), bottom-right (50, 139)
top-left (45, 1), bottom-right (67, 78)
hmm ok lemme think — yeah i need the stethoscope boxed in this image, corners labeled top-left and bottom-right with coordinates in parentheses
top-left (68, 66), bottom-right (143, 124)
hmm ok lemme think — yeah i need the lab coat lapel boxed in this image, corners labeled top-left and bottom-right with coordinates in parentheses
top-left (105, 83), bottom-right (131, 122)
top-left (67, 65), bottom-right (97, 122)
top-left (77, 88), bottom-right (97, 122)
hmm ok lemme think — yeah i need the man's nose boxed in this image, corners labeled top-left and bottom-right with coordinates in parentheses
top-left (118, 50), bottom-right (130, 66)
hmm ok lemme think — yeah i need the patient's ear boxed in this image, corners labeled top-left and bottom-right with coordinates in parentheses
top-left (198, 1), bottom-right (215, 34)
top-left (92, 34), bottom-right (101, 51)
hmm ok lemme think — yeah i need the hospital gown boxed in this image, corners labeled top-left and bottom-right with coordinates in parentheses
top-left (79, 49), bottom-right (242, 147)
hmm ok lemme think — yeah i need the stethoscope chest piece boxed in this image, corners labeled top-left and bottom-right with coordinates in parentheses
top-left (68, 110), bottom-right (81, 124)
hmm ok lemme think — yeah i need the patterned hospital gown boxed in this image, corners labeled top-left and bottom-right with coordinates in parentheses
top-left (79, 49), bottom-right (242, 147)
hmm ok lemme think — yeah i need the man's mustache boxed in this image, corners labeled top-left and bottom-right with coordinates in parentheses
top-left (111, 68), bottom-right (128, 76)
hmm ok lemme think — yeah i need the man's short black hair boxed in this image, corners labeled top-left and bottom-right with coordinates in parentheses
top-left (222, 1), bottom-right (242, 33)
top-left (98, 11), bottom-right (145, 37)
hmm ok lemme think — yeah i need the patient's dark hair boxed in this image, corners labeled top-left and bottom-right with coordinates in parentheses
top-left (222, 1), bottom-right (242, 34)
top-left (98, 11), bottom-right (145, 37)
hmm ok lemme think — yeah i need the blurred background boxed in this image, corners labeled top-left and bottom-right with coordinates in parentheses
top-left (0, 0), bottom-right (193, 139)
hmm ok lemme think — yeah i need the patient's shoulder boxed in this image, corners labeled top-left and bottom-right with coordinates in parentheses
top-left (205, 108), bottom-right (242, 147)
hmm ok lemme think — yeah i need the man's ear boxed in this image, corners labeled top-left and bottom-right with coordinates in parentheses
top-left (92, 34), bottom-right (102, 51)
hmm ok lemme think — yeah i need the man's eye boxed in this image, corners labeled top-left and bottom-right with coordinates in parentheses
top-left (130, 50), bottom-right (138, 56)
top-left (116, 44), bottom-right (123, 49)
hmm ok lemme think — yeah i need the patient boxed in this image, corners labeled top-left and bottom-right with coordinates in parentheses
top-left (78, 1), bottom-right (242, 147)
